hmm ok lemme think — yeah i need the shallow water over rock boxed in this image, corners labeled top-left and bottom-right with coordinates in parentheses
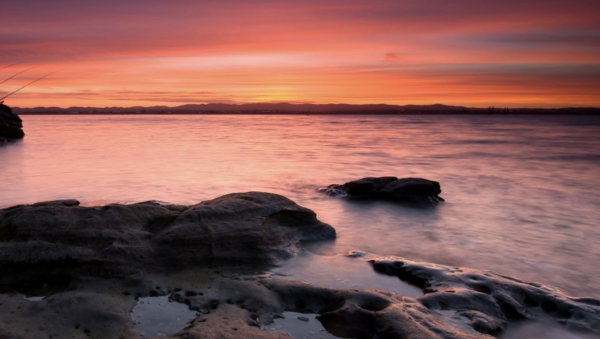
top-left (500, 321), bottom-right (600, 339)
top-left (269, 251), bottom-right (422, 298)
top-left (268, 311), bottom-right (341, 339)
top-left (132, 295), bottom-right (197, 337)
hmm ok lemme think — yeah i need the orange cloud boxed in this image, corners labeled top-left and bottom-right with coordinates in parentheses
top-left (1, 0), bottom-right (599, 108)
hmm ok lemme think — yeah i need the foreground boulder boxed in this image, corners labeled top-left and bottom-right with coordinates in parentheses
top-left (0, 102), bottom-right (24, 146)
top-left (320, 176), bottom-right (444, 204)
top-left (0, 192), bottom-right (336, 285)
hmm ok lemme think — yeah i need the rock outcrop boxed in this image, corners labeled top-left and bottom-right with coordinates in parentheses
top-left (0, 102), bottom-right (24, 146)
top-left (0, 192), bottom-right (336, 285)
top-left (320, 176), bottom-right (444, 204)
top-left (370, 256), bottom-right (600, 335)
top-left (1, 194), bottom-right (599, 339)
top-left (2, 257), bottom-right (597, 339)
top-left (178, 257), bottom-right (600, 339)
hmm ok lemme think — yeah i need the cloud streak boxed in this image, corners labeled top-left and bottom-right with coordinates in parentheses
top-left (1, 0), bottom-right (599, 108)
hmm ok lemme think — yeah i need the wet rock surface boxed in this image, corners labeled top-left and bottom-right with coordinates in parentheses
top-left (2, 258), bottom-right (596, 339)
top-left (320, 176), bottom-right (444, 204)
top-left (371, 257), bottom-right (600, 336)
top-left (0, 192), bottom-right (335, 285)
top-left (261, 279), bottom-right (486, 339)
top-left (0, 102), bottom-right (24, 146)
top-left (1, 194), bottom-right (599, 339)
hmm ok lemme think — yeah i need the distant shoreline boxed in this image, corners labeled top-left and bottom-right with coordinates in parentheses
top-left (15, 110), bottom-right (600, 116)
top-left (9, 102), bottom-right (600, 116)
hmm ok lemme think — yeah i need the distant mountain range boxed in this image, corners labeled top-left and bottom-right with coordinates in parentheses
top-left (11, 103), bottom-right (600, 115)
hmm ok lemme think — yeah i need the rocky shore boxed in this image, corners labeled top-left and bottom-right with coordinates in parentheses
top-left (0, 102), bottom-right (24, 146)
top-left (1, 192), bottom-right (598, 339)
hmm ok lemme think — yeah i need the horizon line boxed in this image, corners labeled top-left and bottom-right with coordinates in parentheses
top-left (7, 102), bottom-right (600, 111)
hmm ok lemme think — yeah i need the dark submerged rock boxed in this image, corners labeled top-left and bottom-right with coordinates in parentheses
top-left (0, 102), bottom-right (24, 146)
top-left (321, 176), bottom-right (444, 204)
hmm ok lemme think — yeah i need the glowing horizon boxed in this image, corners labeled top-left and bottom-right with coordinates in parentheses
top-left (2, 0), bottom-right (600, 109)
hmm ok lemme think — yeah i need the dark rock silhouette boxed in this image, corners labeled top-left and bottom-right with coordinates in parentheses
top-left (0, 102), bottom-right (24, 145)
top-left (320, 176), bottom-right (444, 204)
top-left (0, 192), bottom-right (335, 284)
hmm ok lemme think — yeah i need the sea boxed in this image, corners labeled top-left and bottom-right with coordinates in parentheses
top-left (1, 113), bottom-right (599, 304)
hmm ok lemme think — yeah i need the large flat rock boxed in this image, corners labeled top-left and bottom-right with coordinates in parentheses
top-left (0, 192), bottom-right (335, 284)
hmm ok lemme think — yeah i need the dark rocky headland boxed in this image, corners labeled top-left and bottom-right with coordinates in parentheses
top-left (321, 176), bottom-right (444, 204)
top-left (0, 102), bottom-right (24, 146)
top-left (1, 192), bottom-right (598, 338)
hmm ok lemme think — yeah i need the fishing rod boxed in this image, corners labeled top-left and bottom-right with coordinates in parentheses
top-left (0, 67), bottom-right (36, 86)
top-left (0, 62), bottom-right (23, 71)
top-left (0, 72), bottom-right (56, 101)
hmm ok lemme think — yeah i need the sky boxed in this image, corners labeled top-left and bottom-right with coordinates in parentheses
top-left (1, 0), bottom-right (600, 108)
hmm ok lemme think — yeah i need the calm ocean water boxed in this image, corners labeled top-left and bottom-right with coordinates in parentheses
top-left (1, 114), bottom-right (599, 300)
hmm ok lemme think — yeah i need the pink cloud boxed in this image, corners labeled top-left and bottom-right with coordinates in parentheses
top-left (1, 0), bottom-right (599, 107)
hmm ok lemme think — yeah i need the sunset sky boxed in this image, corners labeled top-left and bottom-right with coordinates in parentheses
top-left (1, 0), bottom-right (600, 108)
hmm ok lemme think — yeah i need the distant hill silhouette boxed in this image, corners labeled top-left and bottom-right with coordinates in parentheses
top-left (10, 103), bottom-right (600, 115)
top-left (175, 103), bottom-right (466, 112)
